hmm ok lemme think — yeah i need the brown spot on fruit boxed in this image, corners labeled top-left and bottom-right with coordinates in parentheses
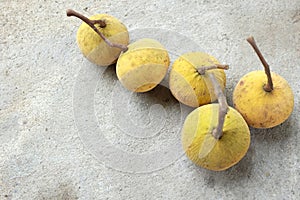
top-left (241, 88), bottom-right (247, 93)
top-left (239, 81), bottom-right (244, 86)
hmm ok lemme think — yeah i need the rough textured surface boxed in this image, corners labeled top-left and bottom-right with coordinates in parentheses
top-left (1, 0), bottom-right (299, 199)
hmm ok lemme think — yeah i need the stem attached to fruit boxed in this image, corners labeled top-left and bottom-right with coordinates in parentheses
top-left (66, 9), bottom-right (128, 52)
top-left (197, 64), bottom-right (229, 75)
top-left (208, 73), bottom-right (229, 140)
top-left (247, 36), bottom-right (273, 92)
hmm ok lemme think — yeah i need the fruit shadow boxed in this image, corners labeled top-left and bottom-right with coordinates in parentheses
top-left (99, 62), bottom-right (193, 115)
top-left (249, 116), bottom-right (295, 144)
top-left (192, 143), bottom-right (255, 188)
top-left (101, 63), bottom-right (118, 81)
top-left (100, 63), bottom-right (180, 107)
top-left (83, 59), bottom-right (119, 81)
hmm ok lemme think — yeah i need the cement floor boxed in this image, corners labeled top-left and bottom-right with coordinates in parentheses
top-left (1, 0), bottom-right (299, 199)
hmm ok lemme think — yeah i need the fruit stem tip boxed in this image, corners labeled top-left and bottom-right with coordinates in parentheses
top-left (197, 64), bottom-right (229, 75)
top-left (247, 36), bottom-right (273, 92)
top-left (66, 9), bottom-right (73, 17)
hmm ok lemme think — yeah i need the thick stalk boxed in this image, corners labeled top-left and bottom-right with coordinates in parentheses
top-left (247, 36), bottom-right (273, 92)
top-left (197, 64), bottom-right (229, 75)
top-left (66, 9), bottom-right (128, 52)
top-left (208, 73), bottom-right (229, 139)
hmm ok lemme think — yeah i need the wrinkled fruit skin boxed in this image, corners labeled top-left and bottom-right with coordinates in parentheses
top-left (182, 104), bottom-right (250, 171)
top-left (76, 14), bottom-right (129, 66)
top-left (116, 38), bottom-right (170, 92)
top-left (233, 71), bottom-right (294, 128)
top-left (169, 52), bottom-right (226, 107)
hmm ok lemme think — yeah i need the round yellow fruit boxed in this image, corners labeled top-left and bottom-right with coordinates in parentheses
top-left (182, 104), bottom-right (250, 171)
top-left (169, 52), bottom-right (226, 107)
top-left (116, 38), bottom-right (170, 92)
top-left (76, 14), bottom-right (129, 66)
top-left (233, 70), bottom-right (294, 128)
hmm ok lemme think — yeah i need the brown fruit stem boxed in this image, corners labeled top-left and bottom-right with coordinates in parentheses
top-left (247, 36), bottom-right (273, 92)
top-left (197, 64), bottom-right (229, 75)
top-left (208, 73), bottom-right (229, 140)
top-left (66, 9), bottom-right (128, 52)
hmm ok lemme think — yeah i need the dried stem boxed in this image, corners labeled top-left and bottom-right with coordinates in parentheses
top-left (66, 9), bottom-right (128, 52)
top-left (208, 73), bottom-right (229, 140)
top-left (197, 64), bottom-right (229, 75)
top-left (247, 36), bottom-right (273, 92)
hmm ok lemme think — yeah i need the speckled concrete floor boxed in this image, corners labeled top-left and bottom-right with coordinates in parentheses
top-left (1, 0), bottom-right (299, 199)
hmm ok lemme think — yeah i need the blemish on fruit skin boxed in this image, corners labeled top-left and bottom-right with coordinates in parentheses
top-left (264, 111), bottom-right (268, 118)
top-left (241, 88), bottom-right (247, 93)
top-left (239, 80), bottom-right (244, 86)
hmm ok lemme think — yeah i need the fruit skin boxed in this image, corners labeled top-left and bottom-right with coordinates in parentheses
top-left (116, 38), bottom-right (170, 92)
top-left (233, 70), bottom-right (294, 128)
top-left (76, 14), bottom-right (129, 66)
top-left (169, 52), bottom-right (226, 107)
top-left (182, 104), bottom-right (250, 171)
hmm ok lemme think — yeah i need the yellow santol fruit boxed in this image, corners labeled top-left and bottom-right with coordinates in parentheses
top-left (233, 71), bottom-right (294, 128)
top-left (169, 52), bottom-right (227, 107)
top-left (116, 38), bottom-right (170, 92)
top-left (182, 73), bottom-right (250, 171)
top-left (233, 36), bottom-right (294, 128)
top-left (67, 9), bottom-right (129, 66)
top-left (182, 104), bottom-right (250, 171)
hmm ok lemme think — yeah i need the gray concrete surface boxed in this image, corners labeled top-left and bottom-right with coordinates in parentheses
top-left (1, 0), bottom-right (300, 199)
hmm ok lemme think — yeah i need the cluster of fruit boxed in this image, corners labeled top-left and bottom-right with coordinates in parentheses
top-left (67, 9), bottom-right (294, 171)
